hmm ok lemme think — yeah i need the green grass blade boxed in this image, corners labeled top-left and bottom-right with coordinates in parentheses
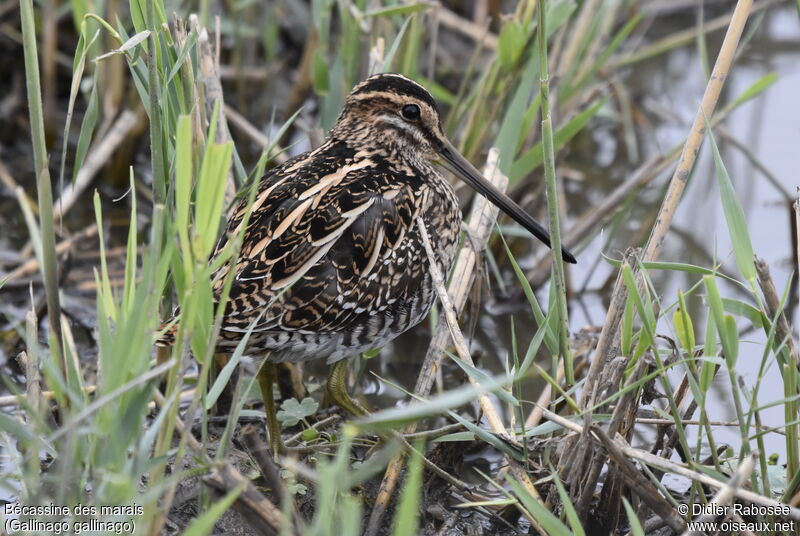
top-left (506, 476), bottom-right (572, 536)
top-left (706, 119), bottom-right (756, 283)
top-left (379, 16), bottom-right (412, 74)
top-left (60, 26), bottom-right (99, 189)
top-left (123, 170), bottom-right (139, 311)
top-left (358, 373), bottom-right (509, 430)
top-left (729, 72), bottom-right (778, 110)
top-left (550, 472), bottom-right (585, 536)
top-left (701, 306), bottom-right (718, 392)
top-left (495, 55), bottom-right (538, 175)
top-left (622, 498), bottom-right (645, 536)
top-left (446, 352), bottom-right (519, 406)
top-left (391, 439), bottom-right (425, 536)
top-left (674, 291), bottom-right (696, 353)
top-left (195, 103), bottom-right (234, 260)
top-left (205, 312), bottom-right (264, 410)
top-left (498, 20), bottom-right (526, 72)
top-left (703, 275), bottom-right (738, 367)
top-left (499, 229), bottom-right (558, 354)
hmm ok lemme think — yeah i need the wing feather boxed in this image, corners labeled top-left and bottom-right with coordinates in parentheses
top-left (216, 160), bottom-right (423, 338)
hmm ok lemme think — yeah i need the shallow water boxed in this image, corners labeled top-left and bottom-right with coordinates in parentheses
top-left (359, 5), bottom-right (800, 468)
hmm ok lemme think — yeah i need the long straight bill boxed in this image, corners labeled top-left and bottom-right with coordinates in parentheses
top-left (438, 141), bottom-right (576, 264)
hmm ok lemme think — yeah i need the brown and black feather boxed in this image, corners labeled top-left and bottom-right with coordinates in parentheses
top-left (159, 74), bottom-right (463, 363)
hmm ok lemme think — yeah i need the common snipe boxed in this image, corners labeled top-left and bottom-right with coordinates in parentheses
top-left (159, 73), bottom-right (575, 451)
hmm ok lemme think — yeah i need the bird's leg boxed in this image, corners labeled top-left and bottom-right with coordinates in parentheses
top-left (257, 362), bottom-right (283, 454)
top-left (325, 359), bottom-right (369, 417)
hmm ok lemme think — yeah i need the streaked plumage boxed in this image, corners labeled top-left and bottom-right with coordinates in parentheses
top-left (159, 73), bottom-right (575, 365)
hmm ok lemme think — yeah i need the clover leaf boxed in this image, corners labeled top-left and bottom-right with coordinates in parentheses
top-left (276, 397), bottom-right (319, 427)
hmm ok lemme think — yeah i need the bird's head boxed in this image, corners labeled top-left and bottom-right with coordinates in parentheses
top-left (330, 73), bottom-right (576, 264)
top-left (330, 72), bottom-right (446, 161)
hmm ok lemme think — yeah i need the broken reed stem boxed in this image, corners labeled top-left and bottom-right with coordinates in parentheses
top-left (364, 149), bottom-right (508, 536)
top-left (537, 0), bottom-right (573, 385)
top-left (414, 214), bottom-right (547, 535)
top-left (591, 425), bottom-right (686, 532)
top-left (415, 215), bottom-right (504, 432)
top-left (755, 257), bottom-right (800, 368)
top-left (538, 404), bottom-right (800, 520)
top-left (196, 22), bottom-right (237, 205)
top-left (581, 0), bottom-right (754, 408)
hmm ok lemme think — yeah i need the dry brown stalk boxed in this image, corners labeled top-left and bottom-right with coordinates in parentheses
top-left (414, 214), bottom-right (548, 535)
top-left (24, 308), bottom-right (41, 415)
top-left (240, 424), bottom-right (306, 527)
top-left (203, 464), bottom-right (287, 536)
top-left (526, 360), bottom-right (564, 428)
top-left (538, 404), bottom-right (800, 520)
top-left (3, 223), bottom-right (98, 282)
top-left (364, 149), bottom-right (512, 535)
top-left (527, 154), bottom-right (664, 287)
top-left (592, 425), bottom-right (686, 532)
top-left (150, 390), bottom-right (291, 535)
top-left (556, 0), bottom-right (602, 79)
top-left (562, 1), bottom-right (756, 498)
top-left (610, 0), bottom-right (780, 69)
top-left (437, 7), bottom-right (498, 49)
top-left (756, 257), bottom-right (800, 368)
top-left (193, 19), bottom-right (237, 206)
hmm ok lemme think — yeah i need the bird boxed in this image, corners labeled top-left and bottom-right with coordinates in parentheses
top-left (158, 73), bottom-right (576, 452)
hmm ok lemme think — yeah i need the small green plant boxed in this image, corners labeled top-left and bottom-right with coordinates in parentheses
top-left (277, 397), bottom-right (320, 428)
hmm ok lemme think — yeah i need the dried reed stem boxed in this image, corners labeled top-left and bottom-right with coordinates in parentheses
top-left (415, 215), bottom-right (547, 534)
top-left (538, 404), bottom-right (800, 519)
top-left (365, 149), bottom-right (510, 535)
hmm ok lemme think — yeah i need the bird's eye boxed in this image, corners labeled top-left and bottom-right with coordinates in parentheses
top-left (401, 104), bottom-right (421, 121)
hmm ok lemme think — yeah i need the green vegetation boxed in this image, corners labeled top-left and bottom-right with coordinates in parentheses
top-left (1, 0), bottom-right (798, 534)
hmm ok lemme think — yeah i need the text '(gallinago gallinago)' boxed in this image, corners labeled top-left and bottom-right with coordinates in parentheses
top-left (159, 73), bottom-right (576, 451)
